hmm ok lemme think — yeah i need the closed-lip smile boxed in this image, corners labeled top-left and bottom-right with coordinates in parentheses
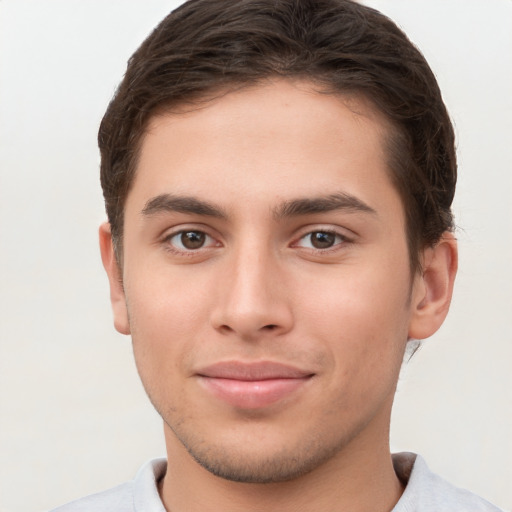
top-left (195, 361), bottom-right (315, 409)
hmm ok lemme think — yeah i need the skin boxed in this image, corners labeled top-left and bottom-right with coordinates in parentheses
top-left (100, 80), bottom-right (457, 512)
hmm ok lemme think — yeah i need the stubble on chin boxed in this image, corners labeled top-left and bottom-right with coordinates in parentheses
top-left (163, 415), bottom-right (366, 484)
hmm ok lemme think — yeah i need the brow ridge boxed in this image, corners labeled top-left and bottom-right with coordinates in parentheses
top-left (274, 193), bottom-right (377, 219)
top-left (142, 194), bottom-right (227, 219)
top-left (141, 192), bottom-right (376, 221)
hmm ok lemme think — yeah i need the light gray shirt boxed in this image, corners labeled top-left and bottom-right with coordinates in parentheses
top-left (50, 453), bottom-right (504, 511)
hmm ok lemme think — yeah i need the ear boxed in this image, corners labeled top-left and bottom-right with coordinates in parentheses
top-left (99, 222), bottom-right (130, 335)
top-left (408, 232), bottom-right (458, 340)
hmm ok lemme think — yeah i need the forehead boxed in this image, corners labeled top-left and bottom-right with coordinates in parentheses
top-left (129, 79), bottom-right (400, 219)
top-left (147, 80), bottom-right (391, 151)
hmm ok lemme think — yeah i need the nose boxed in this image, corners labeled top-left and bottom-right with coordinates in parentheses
top-left (210, 245), bottom-right (294, 340)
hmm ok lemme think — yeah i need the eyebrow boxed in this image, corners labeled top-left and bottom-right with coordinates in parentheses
top-left (273, 193), bottom-right (377, 219)
top-left (142, 194), bottom-right (227, 219)
top-left (141, 192), bottom-right (376, 220)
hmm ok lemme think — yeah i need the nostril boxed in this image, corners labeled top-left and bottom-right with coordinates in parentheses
top-left (263, 324), bottom-right (278, 330)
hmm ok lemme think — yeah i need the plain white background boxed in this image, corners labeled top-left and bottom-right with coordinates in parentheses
top-left (0, 1), bottom-right (511, 511)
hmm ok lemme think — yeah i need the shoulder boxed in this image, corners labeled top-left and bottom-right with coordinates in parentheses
top-left (50, 458), bottom-right (167, 512)
top-left (50, 482), bottom-right (133, 512)
top-left (392, 452), bottom-right (505, 512)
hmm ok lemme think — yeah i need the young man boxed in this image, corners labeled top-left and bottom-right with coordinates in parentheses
top-left (52, 1), bottom-right (503, 510)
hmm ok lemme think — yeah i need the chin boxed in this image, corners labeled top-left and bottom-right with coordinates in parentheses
top-left (173, 427), bottom-right (348, 484)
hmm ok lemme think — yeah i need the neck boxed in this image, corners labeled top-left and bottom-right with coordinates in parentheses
top-left (159, 425), bottom-right (404, 512)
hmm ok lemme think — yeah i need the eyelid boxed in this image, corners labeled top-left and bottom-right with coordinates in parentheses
top-left (161, 225), bottom-right (222, 253)
top-left (291, 226), bottom-right (354, 250)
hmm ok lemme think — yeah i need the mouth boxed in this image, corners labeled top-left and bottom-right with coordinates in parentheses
top-left (195, 361), bottom-right (315, 409)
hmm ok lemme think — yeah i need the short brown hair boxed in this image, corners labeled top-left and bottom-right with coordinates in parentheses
top-left (99, 0), bottom-right (456, 272)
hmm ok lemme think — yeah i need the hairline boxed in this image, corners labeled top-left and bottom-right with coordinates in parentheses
top-left (111, 78), bottom-right (426, 275)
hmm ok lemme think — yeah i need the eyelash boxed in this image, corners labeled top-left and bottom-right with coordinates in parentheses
top-left (293, 229), bottom-right (352, 252)
top-left (161, 227), bottom-right (353, 256)
top-left (162, 229), bottom-right (220, 255)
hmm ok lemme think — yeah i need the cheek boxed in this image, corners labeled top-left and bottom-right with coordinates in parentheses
top-left (126, 262), bottom-right (213, 329)
top-left (124, 270), bottom-right (213, 377)
top-left (302, 259), bottom-right (411, 327)
top-left (297, 262), bottom-right (411, 376)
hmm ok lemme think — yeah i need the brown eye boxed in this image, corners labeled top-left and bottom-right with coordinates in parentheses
top-left (310, 231), bottom-right (336, 249)
top-left (165, 229), bottom-right (220, 255)
top-left (295, 230), bottom-right (346, 251)
top-left (180, 231), bottom-right (206, 249)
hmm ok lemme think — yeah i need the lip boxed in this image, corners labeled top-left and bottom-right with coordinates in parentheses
top-left (196, 361), bottom-right (314, 409)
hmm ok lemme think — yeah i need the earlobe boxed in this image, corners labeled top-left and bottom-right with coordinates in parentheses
top-left (99, 223), bottom-right (131, 335)
top-left (408, 232), bottom-right (458, 340)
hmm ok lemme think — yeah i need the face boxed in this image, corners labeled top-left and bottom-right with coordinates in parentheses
top-left (104, 80), bottom-right (430, 483)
